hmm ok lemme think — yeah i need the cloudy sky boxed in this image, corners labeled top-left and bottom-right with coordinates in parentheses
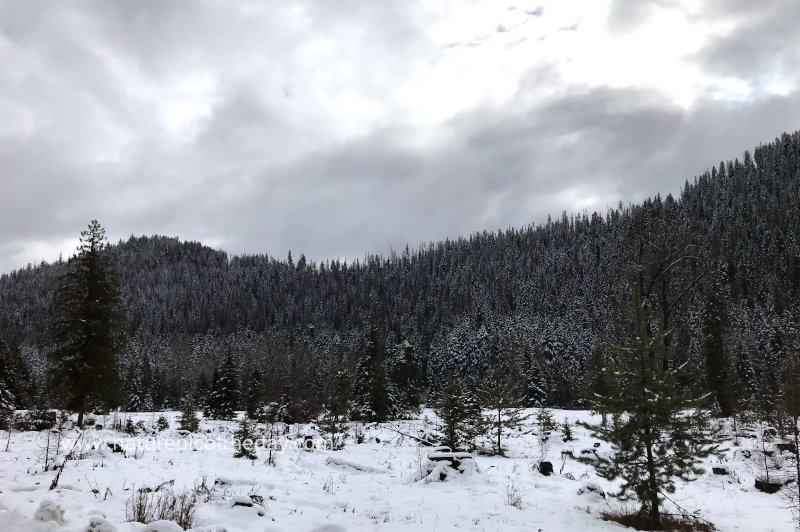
top-left (1, 0), bottom-right (799, 273)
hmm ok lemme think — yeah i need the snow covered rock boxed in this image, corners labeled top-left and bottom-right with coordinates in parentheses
top-left (86, 515), bottom-right (118, 532)
top-left (578, 482), bottom-right (606, 500)
top-left (712, 465), bottom-right (729, 475)
top-left (232, 495), bottom-right (254, 507)
top-left (140, 520), bottom-right (183, 532)
top-left (33, 499), bottom-right (64, 525)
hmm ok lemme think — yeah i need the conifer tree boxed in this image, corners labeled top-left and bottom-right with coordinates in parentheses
top-left (703, 274), bottom-right (732, 416)
top-left (177, 398), bottom-right (200, 432)
top-left (243, 367), bottom-right (264, 420)
top-left (0, 339), bottom-right (30, 423)
top-left (433, 376), bottom-right (485, 451)
top-left (318, 370), bottom-right (350, 450)
top-left (476, 359), bottom-right (530, 456)
top-left (233, 415), bottom-right (258, 459)
top-left (580, 288), bottom-right (722, 529)
top-left (207, 353), bottom-right (238, 420)
top-left (390, 340), bottom-right (422, 419)
top-left (350, 326), bottom-right (392, 422)
top-left (47, 220), bottom-right (123, 427)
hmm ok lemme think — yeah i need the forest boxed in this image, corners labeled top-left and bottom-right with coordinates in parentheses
top-left (0, 131), bottom-right (799, 422)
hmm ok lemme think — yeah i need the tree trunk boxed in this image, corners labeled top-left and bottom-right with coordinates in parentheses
top-left (497, 407), bottom-right (501, 456)
top-left (77, 410), bottom-right (84, 429)
top-left (644, 426), bottom-right (661, 528)
top-left (794, 417), bottom-right (800, 528)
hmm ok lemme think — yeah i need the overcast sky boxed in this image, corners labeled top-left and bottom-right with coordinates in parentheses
top-left (1, 0), bottom-right (799, 273)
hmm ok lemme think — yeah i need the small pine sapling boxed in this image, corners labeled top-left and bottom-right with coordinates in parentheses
top-left (233, 416), bottom-right (258, 460)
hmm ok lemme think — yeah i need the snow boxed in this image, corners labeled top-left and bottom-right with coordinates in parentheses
top-left (0, 409), bottom-right (795, 531)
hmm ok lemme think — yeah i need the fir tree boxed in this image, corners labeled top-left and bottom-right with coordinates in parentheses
top-left (47, 220), bottom-right (123, 427)
top-left (703, 274), bottom-right (732, 416)
top-left (433, 376), bottom-right (485, 451)
top-left (207, 353), bottom-right (238, 420)
top-left (233, 415), bottom-right (258, 460)
top-left (476, 359), bottom-right (530, 456)
top-left (243, 367), bottom-right (264, 420)
top-left (177, 398), bottom-right (200, 432)
top-left (318, 370), bottom-right (350, 450)
top-left (350, 326), bottom-right (392, 422)
top-left (390, 340), bottom-right (422, 419)
top-left (580, 288), bottom-right (722, 529)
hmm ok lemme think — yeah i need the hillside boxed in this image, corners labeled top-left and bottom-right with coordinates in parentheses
top-left (1, 131), bottom-right (799, 413)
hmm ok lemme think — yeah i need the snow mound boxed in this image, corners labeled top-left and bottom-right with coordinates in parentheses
top-left (34, 499), bottom-right (64, 525)
top-left (325, 456), bottom-right (388, 474)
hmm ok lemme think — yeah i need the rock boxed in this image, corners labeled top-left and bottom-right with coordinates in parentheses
top-left (141, 520), bottom-right (183, 532)
top-left (593, 442), bottom-right (601, 448)
top-left (538, 461), bottom-right (554, 476)
top-left (777, 442), bottom-right (797, 454)
top-left (34, 499), bottom-right (64, 525)
top-left (95, 424), bottom-right (103, 430)
top-left (563, 472), bottom-right (576, 480)
top-left (755, 475), bottom-right (783, 494)
top-left (232, 495), bottom-right (254, 507)
top-left (428, 451), bottom-right (475, 471)
top-left (107, 442), bottom-right (124, 453)
top-left (578, 482), bottom-right (606, 499)
top-left (712, 466), bottom-right (729, 475)
top-left (87, 515), bottom-right (118, 532)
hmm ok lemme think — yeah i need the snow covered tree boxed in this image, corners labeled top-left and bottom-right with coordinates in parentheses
top-left (47, 220), bottom-right (123, 427)
top-left (702, 274), bottom-right (733, 416)
top-left (350, 326), bottom-right (392, 422)
top-left (0, 338), bottom-right (31, 426)
top-left (207, 353), bottom-right (238, 420)
top-left (389, 340), bottom-right (421, 419)
top-left (318, 369), bottom-right (350, 450)
top-left (177, 398), bottom-right (200, 432)
top-left (780, 350), bottom-right (800, 525)
top-left (580, 288), bottom-right (722, 529)
top-left (243, 367), bottom-right (264, 420)
top-left (233, 415), bottom-right (258, 460)
top-left (433, 376), bottom-right (485, 451)
top-left (477, 359), bottom-right (530, 456)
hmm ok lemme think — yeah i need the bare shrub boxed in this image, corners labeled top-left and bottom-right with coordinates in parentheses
top-left (126, 485), bottom-right (200, 530)
top-left (505, 479), bottom-right (523, 509)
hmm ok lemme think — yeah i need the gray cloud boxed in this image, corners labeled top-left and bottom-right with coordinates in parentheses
top-left (1, 0), bottom-right (799, 272)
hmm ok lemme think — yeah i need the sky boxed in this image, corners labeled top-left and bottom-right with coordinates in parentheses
top-left (1, 0), bottom-right (799, 273)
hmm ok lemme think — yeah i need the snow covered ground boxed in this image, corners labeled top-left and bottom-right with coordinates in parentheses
top-left (0, 409), bottom-right (794, 531)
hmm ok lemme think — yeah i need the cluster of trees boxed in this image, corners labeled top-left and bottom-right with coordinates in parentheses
top-left (0, 132), bottom-right (798, 427)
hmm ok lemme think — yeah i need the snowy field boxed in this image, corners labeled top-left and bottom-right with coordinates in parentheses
top-left (0, 409), bottom-right (794, 531)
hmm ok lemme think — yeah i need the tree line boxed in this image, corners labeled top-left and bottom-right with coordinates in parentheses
top-left (0, 131), bottom-right (798, 426)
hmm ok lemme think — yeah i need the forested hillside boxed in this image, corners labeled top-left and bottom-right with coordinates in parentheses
top-left (1, 131), bottom-right (799, 418)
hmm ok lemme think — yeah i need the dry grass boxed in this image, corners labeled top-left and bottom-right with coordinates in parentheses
top-left (600, 509), bottom-right (716, 532)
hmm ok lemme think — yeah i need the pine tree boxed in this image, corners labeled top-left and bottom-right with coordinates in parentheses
top-left (703, 274), bottom-right (732, 416)
top-left (780, 350), bottom-right (800, 526)
top-left (476, 359), bottom-right (530, 456)
top-left (177, 398), bottom-right (200, 432)
top-left (318, 370), bottom-right (350, 450)
top-left (208, 353), bottom-right (238, 420)
top-left (0, 339), bottom-right (31, 417)
top-left (47, 220), bottom-right (123, 427)
top-left (233, 415), bottom-right (258, 460)
top-left (390, 340), bottom-right (422, 419)
top-left (243, 367), bottom-right (264, 420)
top-left (350, 326), bottom-right (392, 422)
top-left (580, 289), bottom-right (722, 529)
top-left (433, 376), bottom-right (485, 451)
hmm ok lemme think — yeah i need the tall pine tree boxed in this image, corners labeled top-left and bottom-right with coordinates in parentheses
top-left (48, 221), bottom-right (123, 427)
top-left (350, 326), bottom-right (392, 422)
